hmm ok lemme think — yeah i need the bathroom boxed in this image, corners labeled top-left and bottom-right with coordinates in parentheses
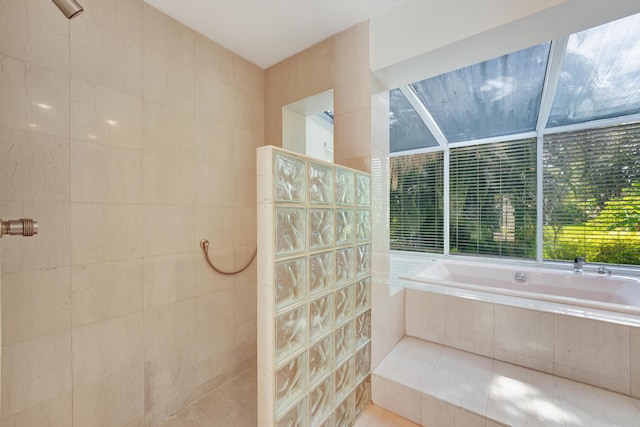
top-left (1, 0), bottom-right (640, 426)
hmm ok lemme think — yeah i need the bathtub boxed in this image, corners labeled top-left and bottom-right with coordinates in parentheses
top-left (400, 258), bottom-right (640, 316)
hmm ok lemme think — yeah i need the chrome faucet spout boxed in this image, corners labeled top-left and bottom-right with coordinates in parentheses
top-left (573, 256), bottom-right (586, 273)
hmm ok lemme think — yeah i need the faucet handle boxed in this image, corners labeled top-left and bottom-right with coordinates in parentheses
top-left (574, 256), bottom-right (586, 264)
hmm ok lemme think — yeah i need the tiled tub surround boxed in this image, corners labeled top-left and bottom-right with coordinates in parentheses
top-left (374, 337), bottom-right (640, 426)
top-left (257, 147), bottom-right (372, 427)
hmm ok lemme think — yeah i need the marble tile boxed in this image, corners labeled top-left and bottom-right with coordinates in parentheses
top-left (436, 347), bottom-right (493, 382)
top-left (144, 344), bottom-right (198, 413)
top-left (72, 365), bottom-right (144, 427)
top-left (404, 288), bottom-right (446, 344)
top-left (353, 404), bottom-right (420, 427)
top-left (142, 4), bottom-right (194, 65)
top-left (195, 34), bottom-right (235, 85)
top-left (195, 70), bottom-right (234, 124)
top-left (0, 128), bottom-right (70, 202)
top-left (196, 331), bottom-right (235, 385)
top-left (372, 352), bottom-right (433, 392)
top-left (233, 55), bottom-right (264, 98)
top-left (194, 116), bottom-right (233, 165)
top-left (71, 140), bottom-right (142, 203)
top-left (70, 20), bottom-right (142, 96)
top-left (235, 279), bottom-right (257, 325)
top-left (1, 331), bottom-right (72, 417)
top-left (142, 205), bottom-right (194, 257)
top-left (425, 366), bottom-right (490, 416)
top-left (195, 161), bottom-right (235, 207)
top-left (494, 305), bottom-right (554, 372)
top-left (2, 266), bottom-right (71, 345)
top-left (72, 312), bottom-right (143, 390)
top-left (0, 393), bottom-right (71, 427)
top-left (196, 289), bottom-right (236, 340)
top-left (70, 203), bottom-right (143, 265)
top-left (421, 395), bottom-right (484, 427)
top-left (0, 0), bottom-right (69, 73)
top-left (392, 337), bottom-right (443, 366)
top-left (71, 78), bottom-right (142, 149)
top-left (143, 47), bottom-right (194, 113)
top-left (144, 253), bottom-right (196, 308)
top-left (371, 376), bottom-right (421, 425)
top-left (334, 61), bottom-right (370, 115)
top-left (194, 205), bottom-right (235, 251)
top-left (79, 0), bottom-right (142, 43)
top-left (631, 327), bottom-right (640, 398)
top-left (232, 88), bottom-right (264, 134)
top-left (0, 55), bottom-right (70, 137)
top-left (445, 297), bottom-right (494, 357)
top-left (0, 201), bottom-right (70, 273)
top-left (142, 100), bottom-right (194, 159)
top-left (144, 299), bottom-right (196, 361)
top-left (71, 259), bottom-right (143, 327)
top-left (554, 314), bottom-right (630, 394)
top-left (142, 151), bottom-right (195, 205)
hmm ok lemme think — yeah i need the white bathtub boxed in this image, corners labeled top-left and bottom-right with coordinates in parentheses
top-left (400, 258), bottom-right (640, 316)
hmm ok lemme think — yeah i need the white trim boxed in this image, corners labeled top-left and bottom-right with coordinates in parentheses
top-left (400, 85), bottom-right (449, 147)
top-left (536, 38), bottom-right (569, 132)
top-left (449, 131), bottom-right (537, 148)
top-left (389, 145), bottom-right (444, 157)
top-left (444, 149), bottom-right (450, 256)
top-left (544, 113), bottom-right (640, 135)
top-left (536, 135), bottom-right (544, 264)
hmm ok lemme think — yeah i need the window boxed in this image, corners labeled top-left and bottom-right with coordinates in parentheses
top-left (450, 140), bottom-right (536, 258)
top-left (543, 122), bottom-right (640, 264)
top-left (389, 152), bottom-right (444, 252)
top-left (389, 13), bottom-right (640, 266)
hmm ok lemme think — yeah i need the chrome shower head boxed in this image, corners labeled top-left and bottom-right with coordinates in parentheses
top-left (52, 0), bottom-right (84, 19)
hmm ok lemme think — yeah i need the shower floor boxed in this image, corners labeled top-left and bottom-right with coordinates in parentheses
top-left (156, 365), bottom-right (418, 426)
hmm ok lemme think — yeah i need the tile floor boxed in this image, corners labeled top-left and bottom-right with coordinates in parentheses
top-left (156, 364), bottom-right (418, 427)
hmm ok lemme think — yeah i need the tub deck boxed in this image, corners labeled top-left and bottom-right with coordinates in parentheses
top-left (374, 337), bottom-right (640, 426)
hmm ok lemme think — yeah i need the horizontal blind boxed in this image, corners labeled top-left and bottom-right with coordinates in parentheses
top-left (389, 152), bottom-right (444, 252)
top-left (450, 139), bottom-right (537, 259)
top-left (543, 122), bottom-right (640, 265)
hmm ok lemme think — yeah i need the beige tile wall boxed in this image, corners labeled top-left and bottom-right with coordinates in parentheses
top-left (265, 22), bottom-right (371, 173)
top-left (0, 0), bottom-right (262, 426)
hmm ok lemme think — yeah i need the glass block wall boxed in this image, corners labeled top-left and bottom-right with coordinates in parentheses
top-left (257, 146), bottom-right (372, 427)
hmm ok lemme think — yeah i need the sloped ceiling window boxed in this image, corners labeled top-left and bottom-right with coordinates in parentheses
top-left (410, 43), bottom-right (551, 143)
top-left (548, 13), bottom-right (640, 127)
top-left (389, 88), bottom-right (439, 152)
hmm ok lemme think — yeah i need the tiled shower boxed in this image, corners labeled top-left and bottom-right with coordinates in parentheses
top-left (257, 147), bottom-right (372, 426)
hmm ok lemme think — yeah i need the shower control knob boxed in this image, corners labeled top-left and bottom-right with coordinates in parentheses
top-left (0, 218), bottom-right (39, 238)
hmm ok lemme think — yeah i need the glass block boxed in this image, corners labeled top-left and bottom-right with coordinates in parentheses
top-left (356, 174), bottom-right (371, 207)
top-left (276, 352), bottom-right (307, 417)
top-left (335, 321), bottom-right (355, 365)
top-left (334, 392), bottom-right (354, 427)
top-left (354, 343), bottom-right (371, 383)
top-left (316, 414), bottom-right (334, 427)
top-left (275, 153), bottom-right (306, 203)
top-left (276, 257), bottom-right (307, 312)
top-left (355, 278), bottom-right (371, 314)
top-left (355, 310), bottom-right (371, 348)
top-left (309, 162), bottom-right (334, 204)
top-left (335, 168), bottom-right (355, 205)
top-left (277, 397), bottom-right (308, 427)
top-left (355, 378), bottom-right (371, 418)
top-left (355, 245), bottom-right (370, 278)
top-left (334, 284), bottom-right (354, 326)
top-left (310, 375), bottom-right (334, 426)
top-left (335, 248), bottom-right (355, 286)
top-left (309, 294), bottom-right (334, 343)
top-left (356, 210), bottom-right (371, 242)
top-left (309, 333), bottom-right (333, 386)
top-left (276, 306), bottom-right (308, 363)
top-left (310, 209), bottom-right (334, 249)
top-left (276, 208), bottom-right (307, 256)
top-left (309, 252), bottom-right (334, 296)
top-left (335, 210), bottom-right (355, 246)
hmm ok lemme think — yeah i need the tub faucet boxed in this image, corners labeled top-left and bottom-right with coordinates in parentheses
top-left (573, 256), bottom-right (586, 273)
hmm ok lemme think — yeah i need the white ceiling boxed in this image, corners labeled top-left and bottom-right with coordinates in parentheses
top-left (143, 0), bottom-right (406, 69)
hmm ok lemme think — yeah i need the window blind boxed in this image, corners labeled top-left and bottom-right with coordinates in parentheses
top-left (449, 139), bottom-right (537, 258)
top-left (543, 122), bottom-right (640, 265)
top-left (389, 152), bottom-right (444, 252)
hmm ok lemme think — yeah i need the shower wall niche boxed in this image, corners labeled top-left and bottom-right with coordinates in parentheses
top-left (257, 146), bottom-right (372, 427)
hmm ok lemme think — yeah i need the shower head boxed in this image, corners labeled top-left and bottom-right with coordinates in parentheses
top-left (52, 0), bottom-right (84, 19)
